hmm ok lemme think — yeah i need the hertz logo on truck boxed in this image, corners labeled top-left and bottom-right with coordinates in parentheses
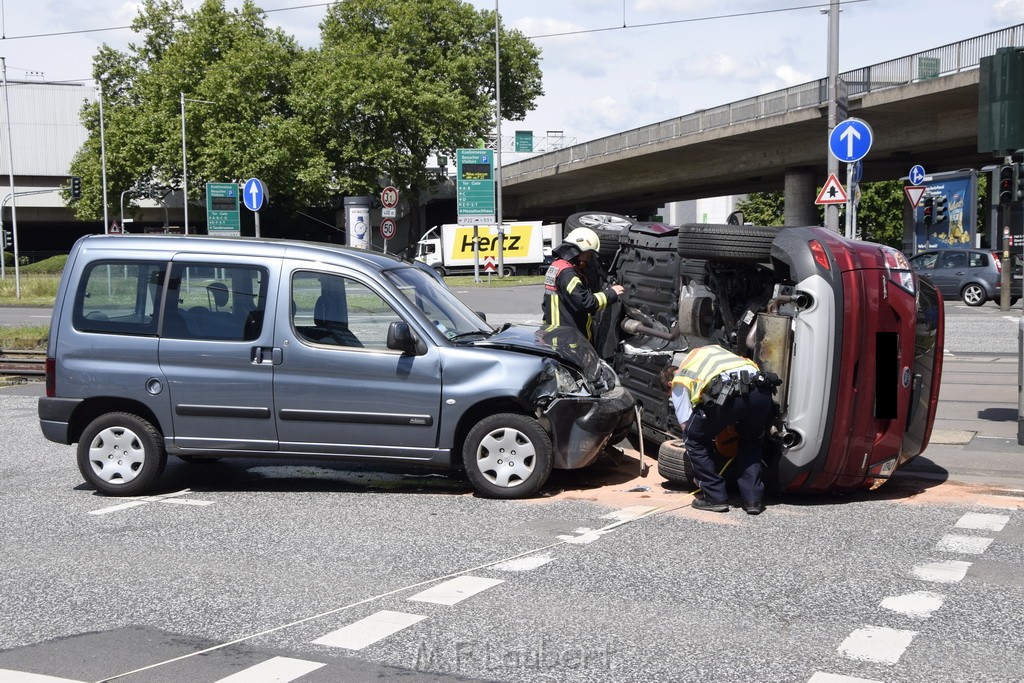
top-left (451, 225), bottom-right (533, 258)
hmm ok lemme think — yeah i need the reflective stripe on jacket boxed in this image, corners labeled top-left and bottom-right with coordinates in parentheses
top-left (671, 345), bottom-right (759, 406)
top-left (541, 258), bottom-right (615, 342)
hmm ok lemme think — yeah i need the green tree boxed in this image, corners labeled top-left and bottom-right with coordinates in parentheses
top-left (735, 191), bottom-right (785, 226)
top-left (295, 0), bottom-right (543, 251)
top-left (69, 0), bottom-right (332, 224)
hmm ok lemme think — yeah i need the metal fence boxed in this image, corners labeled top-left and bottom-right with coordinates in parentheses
top-left (505, 23), bottom-right (1024, 180)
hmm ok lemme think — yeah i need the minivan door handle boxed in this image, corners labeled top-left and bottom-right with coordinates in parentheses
top-left (251, 346), bottom-right (283, 365)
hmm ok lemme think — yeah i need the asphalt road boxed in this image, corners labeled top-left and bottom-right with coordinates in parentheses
top-left (1, 291), bottom-right (1023, 682)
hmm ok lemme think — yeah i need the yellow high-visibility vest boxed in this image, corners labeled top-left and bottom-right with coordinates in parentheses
top-left (671, 345), bottom-right (758, 406)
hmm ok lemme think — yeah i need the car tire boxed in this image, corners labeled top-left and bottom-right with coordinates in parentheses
top-left (657, 439), bottom-right (695, 486)
top-left (565, 212), bottom-right (632, 269)
top-left (677, 223), bottom-right (780, 262)
top-left (463, 413), bottom-right (553, 499)
top-left (960, 283), bottom-right (987, 306)
top-left (77, 412), bottom-right (167, 496)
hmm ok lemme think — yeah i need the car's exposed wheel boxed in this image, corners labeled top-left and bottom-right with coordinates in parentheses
top-left (463, 413), bottom-right (553, 499)
top-left (960, 283), bottom-right (986, 306)
top-left (565, 212), bottom-right (633, 269)
top-left (657, 439), bottom-right (694, 486)
top-left (677, 223), bottom-right (780, 262)
top-left (77, 412), bottom-right (167, 496)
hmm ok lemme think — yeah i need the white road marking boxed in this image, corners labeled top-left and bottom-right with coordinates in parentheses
top-left (491, 554), bottom-right (555, 572)
top-left (312, 610), bottom-right (426, 650)
top-left (557, 527), bottom-right (606, 544)
top-left (0, 671), bottom-right (86, 683)
top-left (214, 656), bottom-right (325, 682)
top-left (88, 489), bottom-right (213, 515)
top-left (956, 512), bottom-right (1010, 531)
top-left (880, 591), bottom-right (945, 619)
top-left (407, 576), bottom-right (504, 606)
top-left (935, 534), bottom-right (994, 555)
top-left (912, 559), bottom-right (972, 583)
top-left (600, 506), bottom-right (657, 522)
top-left (838, 625), bottom-right (917, 664)
top-left (808, 673), bottom-right (883, 683)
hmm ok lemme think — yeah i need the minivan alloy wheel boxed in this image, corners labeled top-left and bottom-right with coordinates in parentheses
top-left (961, 283), bottom-right (986, 306)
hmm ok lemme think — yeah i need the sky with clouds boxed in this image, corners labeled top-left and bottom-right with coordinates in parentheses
top-left (0, 0), bottom-right (1022, 158)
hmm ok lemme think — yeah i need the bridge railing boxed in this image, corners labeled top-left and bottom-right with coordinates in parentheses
top-left (505, 23), bottom-right (1024, 179)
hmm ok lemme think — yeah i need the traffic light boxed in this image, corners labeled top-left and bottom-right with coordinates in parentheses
top-left (933, 195), bottom-right (948, 223)
top-left (2, 227), bottom-right (10, 250)
top-left (70, 176), bottom-right (81, 199)
top-left (922, 196), bottom-right (934, 225)
top-left (1017, 163), bottom-right (1024, 202)
top-left (998, 164), bottom-right (1015, 205)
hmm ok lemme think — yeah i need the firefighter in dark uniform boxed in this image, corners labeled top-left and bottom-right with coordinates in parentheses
top-left (669, 345), bottom-right (776, 515)
top-left (541, 227), bottom-right (624, 343)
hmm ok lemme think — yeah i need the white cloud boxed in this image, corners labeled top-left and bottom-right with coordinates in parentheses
top-left (994, 0), bottom-right (1024, 22)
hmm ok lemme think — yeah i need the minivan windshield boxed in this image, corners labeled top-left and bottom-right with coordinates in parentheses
top-left (384, 266), bottom-right (492, 339)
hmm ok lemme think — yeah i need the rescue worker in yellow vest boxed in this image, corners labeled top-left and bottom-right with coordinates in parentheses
top-left (670, 345), bottom-right (775, 515)
top-left (541, 227), bottom-right (624, 343)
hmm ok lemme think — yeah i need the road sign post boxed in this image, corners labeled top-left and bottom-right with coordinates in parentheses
top-left (380, 217), bottom-right (396, 253)
top-left (242, 178), bottom-right (266, 238)
top-left (828, 118), bottom-right (873, 238)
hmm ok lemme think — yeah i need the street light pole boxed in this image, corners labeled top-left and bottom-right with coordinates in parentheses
top-left (98, 81), bottom-right (109, 234)
top-left (494, 0), bottom-right (505, 276)
top-left (1, 56), bottom-right (21, 298)
top-left (825, 0), bottom-right (841, 233)
top-left (180, 92), bottom-right (214, 235)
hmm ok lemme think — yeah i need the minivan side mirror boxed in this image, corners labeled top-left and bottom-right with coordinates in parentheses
top-left (387, 321), bottom-right (423, 354)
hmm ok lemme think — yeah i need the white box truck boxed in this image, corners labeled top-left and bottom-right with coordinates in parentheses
top-left (415, 221), bottom-right (562, 276)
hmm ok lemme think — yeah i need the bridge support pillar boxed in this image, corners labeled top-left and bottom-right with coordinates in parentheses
top-left (784, 167), bottom-right (818, 227)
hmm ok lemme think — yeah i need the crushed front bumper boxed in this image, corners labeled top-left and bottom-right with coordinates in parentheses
top-left (543, 386), bottom-right (636, 469)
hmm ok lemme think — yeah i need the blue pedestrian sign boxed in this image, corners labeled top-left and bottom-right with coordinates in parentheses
top-left (828, 118), bottom-right (873, 163)
top-left (908, 165), bottom-right (926, 185)
top-left (242, 178), bottom-right (265, 212)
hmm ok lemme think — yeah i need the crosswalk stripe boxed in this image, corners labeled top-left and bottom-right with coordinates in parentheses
top-left (213, 656), bottom-right (325, 682)
top-left (912, 559), bottom-right (972, 583)
top-left (935, 534), bottom-right (994, 555)
top-left (838, 625), bottom-right (917, 664)
top-left (312, 610), bottom-right (426, 650)
top-left (955, 512), bottom-right (1010, 531)
top-left (407, 576), bottom-right (504, 606)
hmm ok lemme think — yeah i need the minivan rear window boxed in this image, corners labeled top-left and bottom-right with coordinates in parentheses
top-left (73, 261), bottom-right (165, 336)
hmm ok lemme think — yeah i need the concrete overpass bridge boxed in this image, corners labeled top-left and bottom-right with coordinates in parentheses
top-left (499, 24), bottom-right (1024, 226)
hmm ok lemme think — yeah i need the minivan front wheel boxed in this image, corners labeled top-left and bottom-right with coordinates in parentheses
top-left (462, 413), bottom-right (553, 499)
top-left (77, 412), bottom-right (167, 496)
top-left (960, 283), bottom-right (987, 306)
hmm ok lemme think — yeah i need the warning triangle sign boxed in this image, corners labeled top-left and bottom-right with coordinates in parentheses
top-left (815, 173), bottom-right (848, 205)
top-left (904, 185), bottom-right (926, 208)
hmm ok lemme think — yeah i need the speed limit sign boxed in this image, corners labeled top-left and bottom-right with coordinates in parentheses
top-left (381, 186), bottom-right (399, 209)
top-left (380, 218), bottom-right (397, 240)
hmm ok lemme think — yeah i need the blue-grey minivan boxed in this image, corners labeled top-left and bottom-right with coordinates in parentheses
top-left (908, 248), bottom-right (1023, 306)
top-left (39, 235), bottom-right (634, 499)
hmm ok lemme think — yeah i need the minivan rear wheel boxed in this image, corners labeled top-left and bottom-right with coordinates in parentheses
top-left (77, 412), bottom-right (166, 496)
top-left (463, 413), bottom-right (553, 499)
top-left (960, 283), bottom-right (987, 306)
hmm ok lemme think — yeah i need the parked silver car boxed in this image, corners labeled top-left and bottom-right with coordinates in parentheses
top-left (908, 248), bottom-right (1023, 306)
top-left (39, 235), bottom-right (635, 499)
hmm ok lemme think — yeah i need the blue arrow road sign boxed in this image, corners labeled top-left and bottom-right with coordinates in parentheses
top-left (909, 165), bottom-right (926, 185)
top-left (243, 178), bottom-right (265, 212)
top-left (829, 118), bottom-right (873, 163)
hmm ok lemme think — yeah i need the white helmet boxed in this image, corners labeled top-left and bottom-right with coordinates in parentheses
top-left (564, 227), bottom-right (600, 253)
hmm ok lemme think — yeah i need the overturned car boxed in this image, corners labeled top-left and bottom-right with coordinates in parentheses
top-left (592, 220), bottom-right (944, 493)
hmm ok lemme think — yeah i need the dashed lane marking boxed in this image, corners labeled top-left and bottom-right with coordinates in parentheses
top-left (213, 656), bottom-right (326, 682)
top-left (491, 554), bottom-right (555, 572)
top-left (955, 512), bottom-right (1010, 532)
top-left (838, 625), bottom-right (917, 664)
top-left (0, 671), bottom-right (86, 683)
top-left (600, 505), bottom-right (658, 522)
top-left (808, 673), bottom-right (883, 683)
top-left (934, 534), bottom-right (994, 555)
top-left (312, 611), bottom-right (427, 650)
top-left (407, 576), bottom-right (504, 606)
top-left (880, 591), bottom-right (945, 619)
top-left (88, 489), bottom-right (214, 516)
top-left (912, 559), bottom-right (972, 583)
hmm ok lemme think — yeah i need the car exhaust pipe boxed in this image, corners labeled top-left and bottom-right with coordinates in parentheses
top-left (779, 428), bottom-right (802, 448)
top-left (620, 317), bottom-right (680, 341)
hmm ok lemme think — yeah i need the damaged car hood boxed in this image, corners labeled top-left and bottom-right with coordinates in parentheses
top-left (469, 325), bottom-right (602, 380)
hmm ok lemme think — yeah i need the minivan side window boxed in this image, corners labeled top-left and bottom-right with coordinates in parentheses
top-left (73, 261), bottom-right (165, 336)
top-left (291, 271), bottom-right (402, 350)
top-left (162, 263), bottom-right (268, 341)
top-left (968, 252), bottom-right (987, 268)
top-left (939, 252), bottom-right (967, 269)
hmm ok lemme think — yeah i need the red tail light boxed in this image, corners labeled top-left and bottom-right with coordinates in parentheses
top-left (993, 252), bottom-right (1003, 273)
top-left (45, 357), bottom-right (55, 397)
top-left (809, 240), bottom-right (831, 270)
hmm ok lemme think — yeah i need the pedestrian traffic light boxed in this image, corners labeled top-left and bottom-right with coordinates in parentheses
top-left (70, 176), bottom-right (82, 199)
top-left (999, 164), bottom-right (1015, 205)
top-left (922, 196), bottom-right (934, 225)
top-left (933, 195), bottom-right (948, 223)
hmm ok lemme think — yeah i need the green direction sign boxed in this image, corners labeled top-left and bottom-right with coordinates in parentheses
top-left (205, 182), bottom-right (240, 235)
top-left (918, 56), bottom-right (941, 80)
top-left (514, 130), bottom-right (533, 153)
top-left (456, 148), bottom-right (495, 225)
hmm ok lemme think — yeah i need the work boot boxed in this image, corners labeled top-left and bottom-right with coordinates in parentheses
top-left (691, 495), bottom-right (729, 513)
top-left (742, 500), bottom-right (765, 515)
